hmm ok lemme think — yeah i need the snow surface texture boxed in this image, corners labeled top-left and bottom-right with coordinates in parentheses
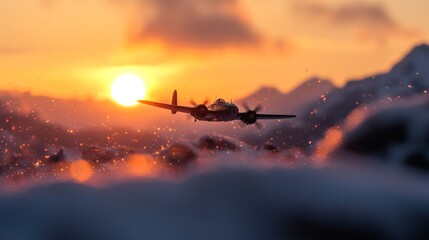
top-left (1, 167), bottom-right (429, 240)
top-left (0, 127), bottom-right (309, 188)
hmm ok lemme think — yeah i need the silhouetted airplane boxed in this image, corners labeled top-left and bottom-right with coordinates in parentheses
top-left (138, 90), bottom-right (296, 127)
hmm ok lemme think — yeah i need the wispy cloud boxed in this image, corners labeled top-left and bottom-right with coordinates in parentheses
top-left (292, 2), bottom-right (419, 43)
top-left (129, 0), bottom-right (261, 50)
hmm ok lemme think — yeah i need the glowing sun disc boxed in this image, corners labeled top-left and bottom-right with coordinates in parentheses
top-left (111, 74), bottom-right (146, 106)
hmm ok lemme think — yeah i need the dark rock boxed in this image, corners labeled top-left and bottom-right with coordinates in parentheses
top-left (48, 149), bottom-right (66, 163)
top-left (197, 135), bottom-right (240, 151)
top-left (162, 143), bottom-right (197, 168)
top-left (82, 147), bottom-right (115, 163)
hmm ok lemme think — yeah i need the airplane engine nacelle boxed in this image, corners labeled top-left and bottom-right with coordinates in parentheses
top-left (192, 105), bottom-right (209, 119)
top-left (241, 111), bottom-right (257, 125)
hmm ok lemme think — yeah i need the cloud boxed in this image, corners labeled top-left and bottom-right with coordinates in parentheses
top-left (292, 2), bottom-right (418, 42)
top-left (295, 2), bottom-right (395, 27)
top-left (130, 0), bottom-right (261, 50)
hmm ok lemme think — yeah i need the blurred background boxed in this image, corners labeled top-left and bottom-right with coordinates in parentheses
top-left (1, 1), bottom-right (429, 239)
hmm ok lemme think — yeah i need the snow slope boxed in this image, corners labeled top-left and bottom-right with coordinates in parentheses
top-left (335, 96), bottom-right (429, 171)
top-left (1, 167), bottom-right (429, 240)
top-left (256, 44), bottom-right (429, 152)
top-left (238, 77), bottom-right (335, 113)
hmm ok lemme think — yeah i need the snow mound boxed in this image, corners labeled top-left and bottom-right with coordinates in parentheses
top-left (159, 143), bottom-right (198, 168)
top-left (1, 167), bottom-right (429, 239)
top-left (337, 97), bottom-right (429, 171)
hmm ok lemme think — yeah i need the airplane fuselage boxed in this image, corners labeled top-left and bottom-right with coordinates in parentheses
top-left (192, 99), bottom-right (239, 122)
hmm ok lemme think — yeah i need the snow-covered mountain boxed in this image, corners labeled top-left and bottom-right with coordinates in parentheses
top-left (252, 44), bottom-right (429, 152)
top-left (238, 77), bottom-right (335, 113)
top-left (0, 90), bottom-right (169, 130)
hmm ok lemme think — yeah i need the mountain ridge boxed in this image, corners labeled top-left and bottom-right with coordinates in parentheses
top-left (238, 77), bottom-right (335, 113)
top-left (246, 43), bottom-right (429, 152)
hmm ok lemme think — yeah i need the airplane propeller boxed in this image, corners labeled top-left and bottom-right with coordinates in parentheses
top-left (241, 102), bottom-right (264, 129)
top-left (190, 99), bottom-right (209, 106)
top-left (243, 102), bottom-right (263, 113)
top-left (239, 120), bottom-right (263, 130)
top-left (188, 98), bottom-right (210, 120)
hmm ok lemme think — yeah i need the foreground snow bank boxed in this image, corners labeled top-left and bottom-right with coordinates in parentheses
top-left (337, 97), bottom-right (429, 170)
top-left (1, 166), bottom-right (429, 240)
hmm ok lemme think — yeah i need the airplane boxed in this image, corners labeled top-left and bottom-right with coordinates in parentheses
top-left (137, 90), bottom-right (296, 127)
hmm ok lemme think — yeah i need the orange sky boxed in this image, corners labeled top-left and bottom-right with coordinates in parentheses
top-left (0, 0), bottom-right (428, 103)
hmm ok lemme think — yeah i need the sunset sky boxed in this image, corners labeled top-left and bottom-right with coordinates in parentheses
top-left (1, 0), bottom-right (428, 103)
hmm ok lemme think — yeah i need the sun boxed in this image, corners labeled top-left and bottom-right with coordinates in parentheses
top-left (111, 74), bottom-right (146, 106)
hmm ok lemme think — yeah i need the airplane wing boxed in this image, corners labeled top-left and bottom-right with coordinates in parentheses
top-left (237, 113), bottom-right (296, 120)
top-left (137, 100), bottom-right (194, 114)
top-left (255, 114), bottom-right (296, 119)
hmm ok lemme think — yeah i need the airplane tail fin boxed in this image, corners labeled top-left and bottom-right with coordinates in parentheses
top-left (171, 90), bottom-right (177, 114)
